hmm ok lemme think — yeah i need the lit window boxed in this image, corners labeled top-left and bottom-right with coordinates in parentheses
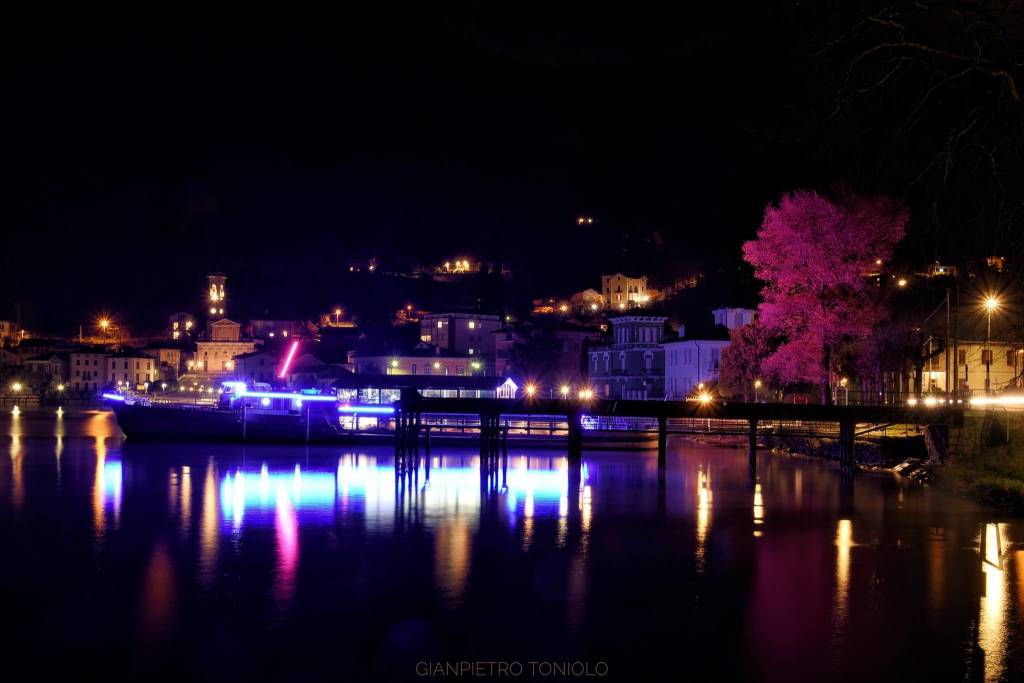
top-left (437, 321), bottom-right (444, 328)
top-left (468, 321), bottom-right (476, 329)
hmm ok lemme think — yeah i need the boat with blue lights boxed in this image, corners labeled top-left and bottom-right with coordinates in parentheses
top-left (106, 380), bottom-right (656, 448)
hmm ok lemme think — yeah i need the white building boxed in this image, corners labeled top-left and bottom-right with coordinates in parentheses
top-left (105, 351), bottom-right (158, 388)
top-left (923, 340), bottom-right (1022, 395)
top-left (663, 338), bottom-right (730, 399)
top-left (712, 308), bottom-right (756, 331)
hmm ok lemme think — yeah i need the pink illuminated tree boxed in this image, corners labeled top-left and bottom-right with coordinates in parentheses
top-left (719, 320), bottom-right (776, 401)
top-left (743, 187), bottom-right (907, 403)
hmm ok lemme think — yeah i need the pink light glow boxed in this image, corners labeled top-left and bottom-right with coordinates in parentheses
top-left (278, 340), bottom-right (299, 378)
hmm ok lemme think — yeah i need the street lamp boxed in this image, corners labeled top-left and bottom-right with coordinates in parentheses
top-left (753, 379), bottom-right (762, 402)
top-left (11, 382), bottom-right (22, 393)
top-left (525, 384), bottom-right (537, 398)
top-left (984, 295), bottom-right (1001, 393)
top-left (560, 384), bottom-right (570, 399)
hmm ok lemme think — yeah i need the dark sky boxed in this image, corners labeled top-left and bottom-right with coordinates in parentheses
top-left (3, 6), bottom-right (814, 334)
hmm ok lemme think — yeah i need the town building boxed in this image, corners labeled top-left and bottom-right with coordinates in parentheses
top-left (69, 348), bottom-right (110, 392)
top-left (250, 319), bottom-right (311, 341)
top-left (14, 338), bottom-right (69, 363)
top-left (586, 316), bottom-right (667, 399)
top-left (494, 324), bottom-right (528, 377)
top-left (168, 312), bottom-right (196, 340)
top-left (570, 288), bottom-right (604, 312)
top-left (923, 341), bottom-right (1022, 395)
top-left (0, 348), bottom-right (20, 367)
top-left (419, 313), bottom-right (501, 357)
top-left (141, 340), bottom-right (194, 383)
top-left (23, 354), bottom-right (65, 381)
top-left (601, 273), bottom-right (649, 310)
top-left (185, 319), bottom-right (258, 380)
top-left (712, 307), bottom-right (756, 331)
top-left (351, 343), bottom-right (490, 377)
top-left (206, 273), bottom-right (227, 317)
top-left (233, 349), bottom-right (280, 384)
top-left (105, 349), bottom-right (158, 388)
top-left (0, 320), bottom-right (18, 347)
top-left (663, 336), bottom-right (730, 399)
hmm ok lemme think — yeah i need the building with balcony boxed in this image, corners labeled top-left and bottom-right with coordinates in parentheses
top-left (601, 273), bottom-right (649, 310)
top-left (586, 316), bottom-right (667, 399)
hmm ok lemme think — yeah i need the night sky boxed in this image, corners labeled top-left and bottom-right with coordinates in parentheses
top-left (6, 5), bottom-right (1019, 334)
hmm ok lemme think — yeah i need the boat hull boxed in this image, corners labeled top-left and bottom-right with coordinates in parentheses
top-left (110, 403), bottom-right (657, 449)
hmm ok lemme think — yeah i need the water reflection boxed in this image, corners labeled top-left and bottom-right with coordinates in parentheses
top-left (979, 522), bottom-right (1009, 682)
top-left (834, 518), bottom-right (853, 632)
top-left (198, 459), bottom-right (219, 586)
top-left (2, 410), bottom-right (1024, 682)
top-left (695, 465), bottom-right (711, 570)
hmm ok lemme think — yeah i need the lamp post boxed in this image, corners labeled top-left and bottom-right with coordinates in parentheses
top-left (985, 296), bottom-right (1000, 394)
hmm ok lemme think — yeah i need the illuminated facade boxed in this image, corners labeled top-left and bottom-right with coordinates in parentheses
top-left (191, 320), bottom-right (257, 377)
top-left (168, 312), bottom-right (196, 340)
top-left (206, 273), bottom-right (227, 316)
top-left (601, 273), bottom-right (649, 310)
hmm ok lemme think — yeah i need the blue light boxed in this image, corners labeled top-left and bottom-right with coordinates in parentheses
top-left (102, 393), bottom-right (126, 401)
top-left (242, 391), bottom-right (338, 403)
top-left (337, 404), bottom-right (395, 414)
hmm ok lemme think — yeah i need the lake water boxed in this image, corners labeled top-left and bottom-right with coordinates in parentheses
top-left (1, 408), bottom-right (1023, 682)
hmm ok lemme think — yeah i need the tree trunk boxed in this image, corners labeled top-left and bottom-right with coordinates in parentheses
top-left (821, 343), bottom-right (833, 405)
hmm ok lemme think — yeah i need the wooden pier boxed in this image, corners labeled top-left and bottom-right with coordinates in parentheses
top-left (393, 389), bottom-right (962, 474)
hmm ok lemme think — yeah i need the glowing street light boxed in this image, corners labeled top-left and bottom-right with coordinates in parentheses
top-left (578, 388), bottom-right (594, 401)
top-left (897, 278), bottom-right (907, 287)
top-left (525, 384), bottom-right (537, 398)
top-left (698, 391), bottom-right (712, 405)
top-left (984, 295), bottom-right (1002, 393)
top-left (560, 384), bottom-right (570, 399)
top-left (11, 382), bottom-right (23, 393)
top-left (56, 383), bottom-right (65, 392)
